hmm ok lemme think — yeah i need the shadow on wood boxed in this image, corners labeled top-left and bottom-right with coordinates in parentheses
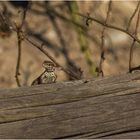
top-left (0, 72), bottom-right (140, 138)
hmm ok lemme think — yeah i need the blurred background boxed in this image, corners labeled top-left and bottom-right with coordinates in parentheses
top-left (0, 1), bottom-right (140, 88)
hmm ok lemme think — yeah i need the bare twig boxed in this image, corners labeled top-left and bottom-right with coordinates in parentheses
top-left (15, 27), bottom-right (22, 87)
top-left (129, 7), bottom-right (140, 73)
top-left (15, 5), bottom-right (29, 87)
top-left (85, 13), bottom-right (92, 27)
top-left (76, 13), bottom-right (140, 44)
top-left (24, 36), bottom-right (80, 80)
top-left (98, 0), bottom-right (112, 77)
top-left (126, 1), bottom-right (140, 31)
top-left (20, 2), bottom-right (30, 28)
top-left (0, 7), bottom-right (22, 86)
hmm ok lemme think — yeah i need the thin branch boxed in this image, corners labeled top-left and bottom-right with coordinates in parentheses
top-left (129, 7), bottom-right (140, 73)
top-left (15, 5), bottom-right (29, 87)
top-left (15, 27), bottom-right (22, 87)
top-left (76, 13), bottom-right (140, 45)
top-left (24, 35), bottom-right (80, 80)
top-left (20, 3), bottom-right (30, 29)
top-left (126, 1), bottom-right (140, 31)
top-left (98, 0), bottom-right (112, 77)
top-left (0, 11), bottom-right (22, 88)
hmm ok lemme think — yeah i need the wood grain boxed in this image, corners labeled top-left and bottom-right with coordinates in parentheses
top-left (0, 72), bottom-right (140, 138)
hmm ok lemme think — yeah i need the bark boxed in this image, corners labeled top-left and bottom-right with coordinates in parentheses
top-left (0, 72), bottom-right (140, 138)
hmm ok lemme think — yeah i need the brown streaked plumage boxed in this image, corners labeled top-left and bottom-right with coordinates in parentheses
top-left (31, 61), bottom-right (57, 86)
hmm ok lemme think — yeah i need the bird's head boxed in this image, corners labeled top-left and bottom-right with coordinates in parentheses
top-left (42, 60), bottom-right (55, 72)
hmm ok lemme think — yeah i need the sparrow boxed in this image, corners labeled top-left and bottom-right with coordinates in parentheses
top-left (31, 60), bottom-right (57, 85)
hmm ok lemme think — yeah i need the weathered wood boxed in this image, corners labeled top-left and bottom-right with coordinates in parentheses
top-left (0, 72), bottom-right (140, 138)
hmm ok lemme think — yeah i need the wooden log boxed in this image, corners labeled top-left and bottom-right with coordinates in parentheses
top-left (0, 72), bottom-right (140, 138)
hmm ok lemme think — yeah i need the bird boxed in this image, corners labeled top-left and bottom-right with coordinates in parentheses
top-left (31, 60), bottom-right (57, 86)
